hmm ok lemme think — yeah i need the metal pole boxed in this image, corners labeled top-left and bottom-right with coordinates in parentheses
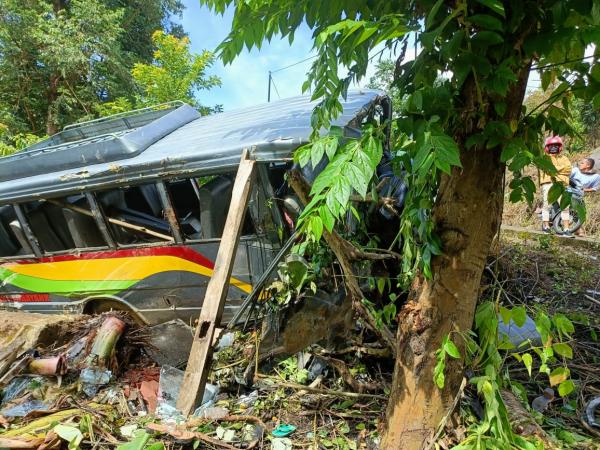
top-left (267, 71), bottom-right (272, 102)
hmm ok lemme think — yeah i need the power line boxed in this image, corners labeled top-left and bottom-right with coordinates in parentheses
top-left (270, 73), bottom-right (282, 99)
top-left (271, 54), bottom-right (317, 73)
top-left (531, 55), bottom-right (596, 71)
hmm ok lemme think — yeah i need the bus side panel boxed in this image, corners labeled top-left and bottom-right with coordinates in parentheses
top-left (0, 244), bottom-right (254, 325)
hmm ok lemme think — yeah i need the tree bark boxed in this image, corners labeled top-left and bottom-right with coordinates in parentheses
top-left (381, 62), bottom-right (531, 449)
top-left (46, 74), bottom-right (59, 136)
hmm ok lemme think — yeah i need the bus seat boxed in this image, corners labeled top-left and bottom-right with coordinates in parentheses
top-left (198, 177), bottom-right (233, 239)
top-left (0, 220), bottom-right (18, 256)
top-left (139, 184), bottom-right (162, 217)
top-left (27, 208), bottom-right (65, 252)
top-left (63, 209), bottom-right (105, 248)
top-left (9, 220), bottom-right (31, 254)
top-left (42, 203), bottom-right (75, 249)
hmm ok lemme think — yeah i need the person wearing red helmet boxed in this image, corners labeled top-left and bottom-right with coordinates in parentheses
top-left (540, 136), bottom-right (572, 233)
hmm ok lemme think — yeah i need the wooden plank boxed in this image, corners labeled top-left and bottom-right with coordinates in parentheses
top-left (176, 150), bottom-right (256, 415)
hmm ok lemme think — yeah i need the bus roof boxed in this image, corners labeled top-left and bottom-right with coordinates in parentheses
top-left (0, 89), bottom-right (385, 203)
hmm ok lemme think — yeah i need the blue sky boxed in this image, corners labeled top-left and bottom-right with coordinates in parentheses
top-left (179, 1), bottom-right (317, 111)
top-left (177, 2), bottom-right (555, 111)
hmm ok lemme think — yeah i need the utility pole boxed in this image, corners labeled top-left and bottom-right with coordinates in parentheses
top-left (267, 71), bottom-right (272, 102)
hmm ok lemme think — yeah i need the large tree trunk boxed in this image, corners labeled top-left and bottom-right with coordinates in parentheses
top-left (381, 146), bottom-right (505, 449)
top-left (381, 63), bottom-right (531, 449)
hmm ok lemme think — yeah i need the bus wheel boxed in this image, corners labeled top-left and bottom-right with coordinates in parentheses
top-left (83, 299), bottom-right (145, 325)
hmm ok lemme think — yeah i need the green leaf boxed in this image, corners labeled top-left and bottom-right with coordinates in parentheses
top-left (54, 425), bottom-right (84, 450)
top-left (471, 31), bottom-right (504, 47)
top-left (431, 132), bottom-right (462, 168)
top-left (558, 379), bottom-right (575, 397)
top-left (553, 314), bottom-right (575, 337)
top-left (444, 338), bottom-right (461, 359)
top-left (499, 306), bottom-right (511, 325)
top-left (425, 0), bottom-right (445, 30)
top-left (309, 215), bottom-right (324, 241)
top-left (319, 205), bottom-right (335, 232)
top-left (547, 183), bottom-right (563, 204)
top-left (146, 444), bottom-right (165, 450)
top-left (552, 343), bottom-right (573, 359)
top-left (468, 14), bottom-right (503, 31)
top-left (511, 306), bottom-right (527, 327)
top-left (475, 0), bottom-right (506, 17)
top-left (311, 140), bottom-right (325, 168)
top-left (522, 353), bottom-right (533, 377)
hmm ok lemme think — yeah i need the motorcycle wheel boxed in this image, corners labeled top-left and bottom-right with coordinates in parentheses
top-left (552, 208), bottom-right (582, 234)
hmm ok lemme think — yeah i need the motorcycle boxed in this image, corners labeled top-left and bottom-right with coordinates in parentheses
top-left (549, 185), bottom-right (584, 234)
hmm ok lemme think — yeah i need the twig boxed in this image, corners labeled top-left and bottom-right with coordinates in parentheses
top-left (255, 373), bottom-right (388, 400)
top-left (425, 377), bottom-right (467, 450)
top-left (583, 294), bottom-right (600, 307)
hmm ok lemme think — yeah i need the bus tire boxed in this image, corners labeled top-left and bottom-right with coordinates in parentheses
top-left (83, 299), bottom-right (145, 325)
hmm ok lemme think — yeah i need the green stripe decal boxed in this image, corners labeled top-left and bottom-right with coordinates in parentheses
top-left (0, 267), bottom-right (136, 296)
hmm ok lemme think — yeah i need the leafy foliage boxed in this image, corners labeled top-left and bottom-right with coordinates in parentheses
top-left (205, 0), bottom-right (600, 280)
top-left (129, 31), bottom-right (222, 114)
top-left (0, 0), bottom-right (184, 148)
top-left (435, 302), bottom-right (577, 449)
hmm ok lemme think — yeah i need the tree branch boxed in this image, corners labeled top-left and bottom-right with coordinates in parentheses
top-left (288, 169), bottom-right (397, 357)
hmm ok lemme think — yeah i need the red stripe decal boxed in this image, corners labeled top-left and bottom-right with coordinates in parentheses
top-left (7, 246), bottom-right (215, 269)
top-left (0, 293), bottom-right (50, 303)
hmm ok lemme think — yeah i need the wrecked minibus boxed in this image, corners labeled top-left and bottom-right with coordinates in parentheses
top-left (0, 90), bottom-right (394, 325)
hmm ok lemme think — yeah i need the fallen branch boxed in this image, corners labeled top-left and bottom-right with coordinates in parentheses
top-left (318, 355), bottom-right (380, 393)
top-left (288, 170), bottom-right (397, 357)
top-left (256, 372), bottom-right (388, 400)
top-left (583, 294), bottom-right (600, 307)
top-left (146, 422), bottom-right (239, 450)
top-left (148, 415), bottom-right (267, 450)
top-left (319, 345), bottom-right (391, 358)
top-left (0, 438), bottom-right (44, 449)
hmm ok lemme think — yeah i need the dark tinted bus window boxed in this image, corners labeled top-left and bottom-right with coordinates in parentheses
top-left (17, 196), bottom-right (106, 254)
top-left (0, 205), bottom-right (29, 257)
top-left (165, 175), bottom-right (259, 241)
top-left (95, 183), bottom-right (173, 246)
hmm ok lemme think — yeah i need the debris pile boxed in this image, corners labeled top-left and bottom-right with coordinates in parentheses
top-left (0, 311), bottom-right (392, 449)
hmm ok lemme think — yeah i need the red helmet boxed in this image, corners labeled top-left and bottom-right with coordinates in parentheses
top-left (544, 136), bottom-right (563, 154)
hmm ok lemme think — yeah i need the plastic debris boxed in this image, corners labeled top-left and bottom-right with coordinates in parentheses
top-left (158, 365), bottom-right (218, 407)
top-left (155, 403), bottom-right (185, 423)
top-left (216, 332), bottom-right (235, 351)
top-left (532, 388), bottom-right (554, 412)
top-left (119, 424), bottom-right (139, 438)
top-left (237, 390), bottom-right (259, 408)
top-left (193, 406), bottom-right (229, 420)
top-left (271, 437), bottom-right (293, 450)
top-left (1, 400), bottom-right (48, 417)
top-left (498, 314), bottom-right (541, 349)
top-left (307, 357), bottom-right (328, 381)
top-left (0, 377), bottom-right (32, 405)
top-left (272, 424), bottom-right (296, 437)
top-left (79, 368), bottom-right (112, 397)
top-left (216, 426), bottom-right (236, 442)
top-left (584, 396), bottom-right (600, 428)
